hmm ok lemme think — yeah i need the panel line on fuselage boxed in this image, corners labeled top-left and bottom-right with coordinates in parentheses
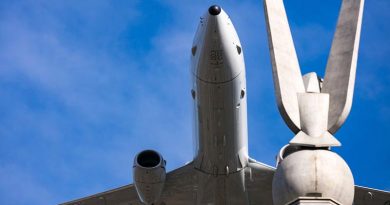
top-left (194, 70), bottom-right (243, 85)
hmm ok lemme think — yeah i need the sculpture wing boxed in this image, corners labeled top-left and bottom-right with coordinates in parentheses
top-left (353, 185), bottom-right (390, 205)
top-left (322, 0), bottom-right (365, 133)
top-left (263, 0), bottom-right (305, 133)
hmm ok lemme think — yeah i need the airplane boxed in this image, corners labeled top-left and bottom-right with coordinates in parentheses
top-left (61, 3), bottom-right (390, 205)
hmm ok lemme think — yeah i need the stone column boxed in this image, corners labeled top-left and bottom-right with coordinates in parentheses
top-left (289, 197), bottom-right (341, 205)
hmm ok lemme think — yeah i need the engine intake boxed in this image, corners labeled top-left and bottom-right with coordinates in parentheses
top-left (137, 150), bottom-right (161, 168)
top-left (133, 150), bottom-right (166, 205)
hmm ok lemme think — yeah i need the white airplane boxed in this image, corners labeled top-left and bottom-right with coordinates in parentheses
top-left (61, 4), bottom-right (390, 205)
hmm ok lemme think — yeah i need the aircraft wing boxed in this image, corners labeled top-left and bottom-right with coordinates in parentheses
top-left (60, 160), bottom-right (388, 205)
top-left (60, 161), bottom-right (277, 205)
top-left (353, 185), bottom-right (390, 205)
top-left (160, 160), bottom-right (276, 205)
top-left (245, 159), bottom-right (275, 204)
top-left (59, 183), bottom-right (141, 205)
top-left (59, 163), bottom-right (196, 205)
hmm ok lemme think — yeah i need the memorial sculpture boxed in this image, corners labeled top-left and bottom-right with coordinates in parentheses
top-left (264, 0), bottom-right (382, 204)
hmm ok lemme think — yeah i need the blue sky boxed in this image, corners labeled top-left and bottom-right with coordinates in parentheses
top-left (0, 0), bottom-right (389, 204)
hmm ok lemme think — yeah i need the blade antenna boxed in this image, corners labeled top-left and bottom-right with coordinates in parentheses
top-left (264, 0), bottom-right (305, 133)
top-left (322, 0), bottom-right (365, 133)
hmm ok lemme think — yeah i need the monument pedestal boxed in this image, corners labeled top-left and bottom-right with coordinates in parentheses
top-left (288, 197), bottom-right (341, 205)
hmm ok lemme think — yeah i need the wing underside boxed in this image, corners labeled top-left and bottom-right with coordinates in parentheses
top-left (353, 185), bottom-right (390, 205)
top-left (59, 184), bottom-right (142, 205)
top-left (245, 160), bottom-right (275, 204)
top-left (59, 161), bottom-right (276, 205)
top-left (60, 162), bottom-right (389, 205)
top-left (59, 163), bottom-right (196, 205)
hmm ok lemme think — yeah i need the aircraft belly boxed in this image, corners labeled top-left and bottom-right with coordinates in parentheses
top-left (194, 169), bottom-right (248, 205)
top-left (193, 72), bottom-right (248, 175)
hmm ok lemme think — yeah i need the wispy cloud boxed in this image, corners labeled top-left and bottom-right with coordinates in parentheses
top-left (0, 0), bottom-right (197, 203)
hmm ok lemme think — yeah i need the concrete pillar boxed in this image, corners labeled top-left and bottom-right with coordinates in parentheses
top-left (288, 197), bottom-right (341, 205)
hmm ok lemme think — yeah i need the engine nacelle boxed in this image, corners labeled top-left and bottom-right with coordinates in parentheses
top-left (133, 150), bottom-right (166, 205)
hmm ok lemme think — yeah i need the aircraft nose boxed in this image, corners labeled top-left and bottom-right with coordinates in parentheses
top-left (208, 5), bottom-right (221, 16)
top-left (191, 5), bottom-right (244, 83)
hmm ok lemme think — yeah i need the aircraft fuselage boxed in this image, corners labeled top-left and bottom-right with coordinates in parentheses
top-left (190, 6), bottom-right (250, 204)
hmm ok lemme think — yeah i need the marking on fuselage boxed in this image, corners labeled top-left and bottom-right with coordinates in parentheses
top-left (209, 49), bottom-right (223, 66)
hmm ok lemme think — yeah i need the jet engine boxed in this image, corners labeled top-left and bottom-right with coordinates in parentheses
top-left (133, 150), bottom-right (166, 205)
